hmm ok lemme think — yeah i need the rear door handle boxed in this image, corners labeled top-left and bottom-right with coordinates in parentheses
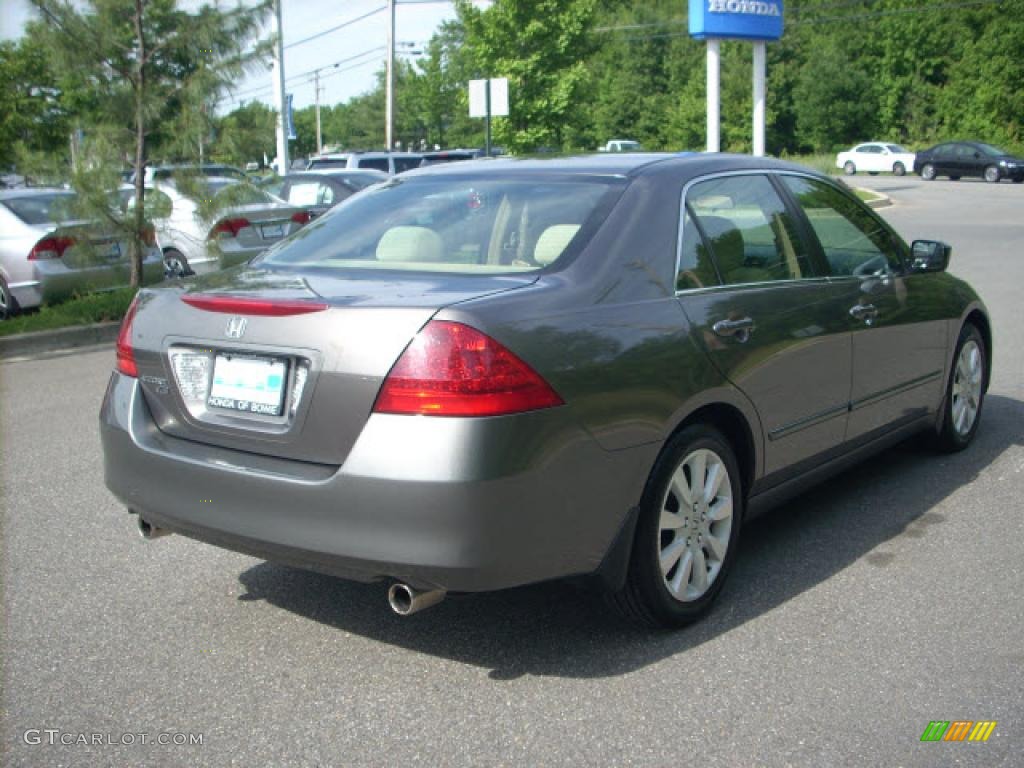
top-left (712, 317), bottom-right (756, 341)
top-left (849, 303), bottom-right (879, 324)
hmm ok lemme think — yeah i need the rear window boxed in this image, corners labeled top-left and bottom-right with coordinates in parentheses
top-left (356, 157), bottom-right (390, 173)
top-left (2, 193), bottom-right (77, 225)
top-left (258, 178), bottom-right (619, 274)
top-left (307, 157), bottom-right (350, 169)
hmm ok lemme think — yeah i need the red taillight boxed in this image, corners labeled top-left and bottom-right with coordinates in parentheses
top-left (29, 235), bottom-right (75, 260)
top-left (291, 211), bottom-right (311, 225)
top-left (181, 295), bottom-right (328, 316)
top-left (373, 320), bottom-right (564, 417)
top-left (208, 217), bottom-right (251, 239)
top-left (141, 223), bottom-right (157, 247)
top-left (116, 294), bottom-right (141, 377)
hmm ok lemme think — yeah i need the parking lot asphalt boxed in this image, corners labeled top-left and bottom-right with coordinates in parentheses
top-left (2, 177), bottom-right (1022, 767)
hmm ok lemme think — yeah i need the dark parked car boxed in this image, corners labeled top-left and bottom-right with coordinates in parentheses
top-left (913, 141), bottom-right (1024, 183)
top-left (270, 169), bottom-right (388, 218)
top-left (101, 154), bottom-right (990, 628)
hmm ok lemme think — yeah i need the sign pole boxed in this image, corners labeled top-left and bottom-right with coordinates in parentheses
top-left (706, 38), bottom-right (721, 153)
top-left (485, 78), bottom-right (492, 158)
top-left (752, 40), bottom-right (766, 157)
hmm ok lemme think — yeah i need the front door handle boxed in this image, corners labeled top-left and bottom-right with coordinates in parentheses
top-left (849, 303), bottom-right (879, 324)
top-left (712, 317), bottom-right (756, 342)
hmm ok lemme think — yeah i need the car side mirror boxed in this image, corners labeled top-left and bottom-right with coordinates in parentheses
top-left (910, 240), bottom-right (951, 273)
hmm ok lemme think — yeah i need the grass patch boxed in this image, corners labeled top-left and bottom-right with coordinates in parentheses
top-left (0, 287), bottom-right (136, 337)
top-left (776, 153), bottom-right (841, 175)
top-left (853, 188), bottom-right (884, 202)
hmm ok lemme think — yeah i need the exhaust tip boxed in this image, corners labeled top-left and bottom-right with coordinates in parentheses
top-left (136, 516), bottom-right (171, 540)
top-left (388, 583), bottom-right (445, 616)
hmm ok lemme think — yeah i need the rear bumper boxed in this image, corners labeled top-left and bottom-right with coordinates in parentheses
top-left (100, 372), bottom-right (656, 592)
top-left (29, 251), bottom-right (164, 305)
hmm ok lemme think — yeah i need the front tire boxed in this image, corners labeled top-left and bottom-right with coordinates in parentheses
top-left (984, 165), bottom-right (1000, 183)
top-left (933, 323), bottom-right (987, 453)
top-left (893, 162), bottom-right (906, 176)
top-left (843, 161), bottom-right (856, 176)
top-left (610, 425), bottom-right (743, 628)
top-left (920, 163), bottom-right (937, 181)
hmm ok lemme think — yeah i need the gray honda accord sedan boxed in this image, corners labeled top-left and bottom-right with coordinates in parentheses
top-left (100, 154), bottom-right (990, 627)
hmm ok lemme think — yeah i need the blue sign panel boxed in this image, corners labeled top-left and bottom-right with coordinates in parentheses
top-left (689, 0), bottom-right (784, 41)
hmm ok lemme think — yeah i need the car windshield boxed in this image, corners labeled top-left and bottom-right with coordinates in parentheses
top-left (886, 145), bottom-right (908, 153)
top-left (2, 193), bottom-right (78, 224)
top-left (976, 143), bottom-right (1008, 157)
top-left (258, 177), bottom-right (618, 274)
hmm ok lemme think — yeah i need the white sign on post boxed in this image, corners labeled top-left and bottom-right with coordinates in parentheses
top-left (468, 78), bottom-right (509, 117)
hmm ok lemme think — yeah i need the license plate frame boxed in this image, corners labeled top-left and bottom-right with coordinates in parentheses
top-left (261, 223), bottom-right (284, 239)
top-left (207, 354), bottom-right (287, 416)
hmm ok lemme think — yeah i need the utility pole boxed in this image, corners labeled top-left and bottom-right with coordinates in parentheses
top-left (385, 0), bottom-right (395, 150)
top-left (272, 0), bottom-right (290, 175)
top-left (314, 69), bottom-right (323, 154)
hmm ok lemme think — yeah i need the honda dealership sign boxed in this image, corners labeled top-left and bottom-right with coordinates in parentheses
top-left (689, 0), bottom-right (784, 41)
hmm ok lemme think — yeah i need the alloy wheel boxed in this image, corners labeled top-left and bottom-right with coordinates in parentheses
top-left (984, 166), bottom-right (1000, 183)
top-left (658, 448), bottom-right (734, 602)
top-left (951, 340), bottom-right (983, 436)
top-left (921, 164), bottom-right (936, 180)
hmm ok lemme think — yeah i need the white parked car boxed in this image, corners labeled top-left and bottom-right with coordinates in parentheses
top-left (836, 143), bottom-right (917, 176)
top-left (122, 178), bottom-right (311, 277)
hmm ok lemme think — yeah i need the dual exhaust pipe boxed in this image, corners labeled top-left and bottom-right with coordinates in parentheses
top-left (134, 513), bottom-right (445, 615)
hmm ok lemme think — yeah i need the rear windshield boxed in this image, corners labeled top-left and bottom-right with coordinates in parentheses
top-left (258, 178), bottom-right (619, 274)
top-left (2, 193), bottom-right (77, 225)
top-left (307, 157), bottom-right (350, 169)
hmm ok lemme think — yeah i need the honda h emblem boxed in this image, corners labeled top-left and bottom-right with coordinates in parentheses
top-left (224, 316), bottom-right (247, 339)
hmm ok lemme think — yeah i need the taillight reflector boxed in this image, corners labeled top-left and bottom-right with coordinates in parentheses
top-left (116, 294), bottom-right (141, 377)
top-left (373, 320), bottom-right (563, 417)
top-left (181, 295), bottom-right (328, 316)
top-left (29, 235), bottom-right (75, 260)
top-left (208, 217), bottom-right (251, 239)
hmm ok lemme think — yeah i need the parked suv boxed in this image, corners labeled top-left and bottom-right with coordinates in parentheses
top-left (305, 151), bottom-right (423, 175)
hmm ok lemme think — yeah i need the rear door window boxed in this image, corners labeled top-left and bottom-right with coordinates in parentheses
top-left (685, 175), bottom-right (813, 286)
top-left (357, 157), bottom-right (391, 173)
top-left (393, 157), bottom-right (422, 173)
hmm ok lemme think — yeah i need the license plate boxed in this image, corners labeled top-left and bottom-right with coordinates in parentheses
top-left (207, 355), bottom-right (287, 416)
top-left (261, 223), bottom-right (284, 239)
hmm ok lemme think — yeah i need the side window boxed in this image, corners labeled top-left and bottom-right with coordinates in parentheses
top-left (677, 209), bottom-right (721, 291)
top-left (285, 181), bottom-right (321, 206)
top-left (357, 158), bottom-right (390, 173)
top-left (781, 176), bottom-right (903, 277)
top-left (686, 175), bottom-right (812, 286)
top-left (393, 157), bottom-right (421, 173)
top-left (129, 188), bottom-right (172, 218)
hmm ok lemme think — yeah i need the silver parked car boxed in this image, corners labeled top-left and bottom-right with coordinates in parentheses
top-left (1, 188), bottom-right (163, 318)
top-left (125, 179), bottom-right (312, 278)
top-left (101, 154), bottom-right (990, 627)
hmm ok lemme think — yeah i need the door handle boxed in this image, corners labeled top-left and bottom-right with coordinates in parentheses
top-left (849, 303), bottom-right (879, 324)
top-left (712, 317), bottom-right (756, 341)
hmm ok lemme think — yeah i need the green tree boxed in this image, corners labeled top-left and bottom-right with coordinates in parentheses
top-left (455, 0), bottom-right (601, 152)
top-left (0, 39), bottom-right (70, 167)
top-left (211, 100), bottom-right (276, 166)
top-left (27, 0), bottom-right (270, 287)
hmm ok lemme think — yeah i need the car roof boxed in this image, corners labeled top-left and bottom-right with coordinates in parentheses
top-left (399, 152), bottom-right (814, 180)
top-left (292, 169), bottom-right (388, 178)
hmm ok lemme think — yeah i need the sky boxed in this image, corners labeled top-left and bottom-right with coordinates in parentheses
top-left (1, 0), bottom-right (460, 112)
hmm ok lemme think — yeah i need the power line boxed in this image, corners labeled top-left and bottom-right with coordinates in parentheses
top-left (283, 5), bottom-right (386, 50)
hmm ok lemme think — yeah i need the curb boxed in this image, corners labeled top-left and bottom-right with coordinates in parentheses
top-left (0, 321), bottom-right (120, 360)
top-left (860, 190), bottom-right (893, 209)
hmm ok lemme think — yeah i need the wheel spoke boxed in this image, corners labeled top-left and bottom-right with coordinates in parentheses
top-left (691, 548), bottom-right (708, 592)
top-left (688, 451), bottom-right (707, 503)
top-left (660, 509), bottom-right (685, 530)
top-left (659, 538), bottom-right (686, 575)
top-left (705, 531), bottom-right (727, 562)
top-left (707, 496), bottom-right (732, 522)
top-left (670, 466), bottom-right (693, 507)
top-left (669, 550), bottom-right (693, 596)
top-left (703, 459), bottom-right (724, 504)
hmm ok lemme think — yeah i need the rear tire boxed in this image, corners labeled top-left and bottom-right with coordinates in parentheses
top-left (893, 162), bottom-right (906, 176)
top-left (950, 175), bottom-right (961, 181)
top-left (0, 276), bottom-right (16, 320)
top-left (984, 165), bottom-right (1000, 183)
top-left (932, 323), bottom-right (987, 453)
top-left (163, 248), bottom-right (194, 278)
top-left (921, 163), bottom-right (937, 181)
top-left (609, 425), bottom-right (743, 628)
top-left (843, 161), bottom-right (856, 175)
